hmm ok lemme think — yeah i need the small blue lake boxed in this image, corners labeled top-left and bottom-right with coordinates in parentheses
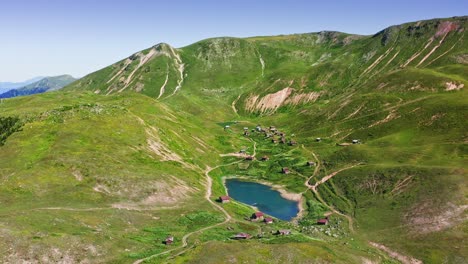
top-left (225, 179), bottom-right (299, 221)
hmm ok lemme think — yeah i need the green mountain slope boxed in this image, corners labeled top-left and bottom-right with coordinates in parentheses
top-left (1, 16), bottom-right (467, 263)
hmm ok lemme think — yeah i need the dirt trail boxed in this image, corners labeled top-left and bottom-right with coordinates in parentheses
top-left (34, 207), bottom-right (110, 211)
top-left (259, 55), bottom-right (265, 77)
top-left (219, 139), bottom-right (256, 157)
top-left (133, 161), bottom-right (241, 264)
top-left (133, 138), bottom-right (258, 263)
top-left (310, 165), bottom-right (359, 192)
top-left (302, 157), bottom-right (359, 233)
top-left (313, 188), bottom-right (356, 233)
top-left (369, 242), bottom-right (423, 264)
top-left (231, 95), bottom-right (241, 115)
top-left (301, 145), bottom-right (321, 194)
top-left (33, 206), bottom-right (176, 212)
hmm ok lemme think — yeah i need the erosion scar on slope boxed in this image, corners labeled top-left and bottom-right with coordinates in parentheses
top-left (369, 242), bottom-right (423, 264)
top-left (361, 46), bottom-right (395, 76)
top-left (231, 95), bottom-right (241, 115)
top-left (167, 45), bottom-right (185, 96)
top-left (259, 55), bottom-right (265, 77)
top-left (402, 37), bottom-right (434, 68)
top-left (369, 50), bottom-right (400, 79)
top-left (416, 31), bottom-right (449, 67)
top-left (107, 58), bottom-right (132, 84)
top-left (118, 48), bottom-right (157, 93)
top-left (425, 32), bottom-right (464, 67)
top-left (158, 68), bottom-right (170, 99)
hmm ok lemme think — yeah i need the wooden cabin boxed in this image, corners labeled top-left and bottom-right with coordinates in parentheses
top-left (251, 212), bottom-right (264, 221)
top-left (245, 155), bottom-right (254, 161)
top-left (165, 236), bottom-right (174, 245)
top-left (282, 167), bottom-right (290, 174)
top-left (317, 217), bottom-right (329, 225)
top-left (219, 196), bottom-right (230, 203)
top-left (264, 217), bottom-right (273, 224)
top-left (277, 229), bottom-right (291, 235)
top-left (233, 233), bottom-right (251, 240)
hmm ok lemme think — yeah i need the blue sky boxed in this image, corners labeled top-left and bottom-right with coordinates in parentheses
top-left (1, 0), bottom-right (466, 81)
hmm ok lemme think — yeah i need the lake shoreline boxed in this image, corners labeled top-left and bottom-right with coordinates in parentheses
top-left (222, 176), bottom-right (305, 220)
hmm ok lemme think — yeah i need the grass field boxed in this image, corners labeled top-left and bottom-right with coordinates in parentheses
top-left (1, 16), bottom-right (467, 263)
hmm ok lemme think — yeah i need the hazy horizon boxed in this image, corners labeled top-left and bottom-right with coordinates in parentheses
top-left (1, 0), bottom-right (466, 82)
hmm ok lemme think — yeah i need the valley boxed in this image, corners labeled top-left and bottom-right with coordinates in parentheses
top-left (0, 16), bottom-right (466, 263)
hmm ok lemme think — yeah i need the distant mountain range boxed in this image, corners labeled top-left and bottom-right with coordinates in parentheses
top-left (0, 76), bottom-right (44, 93)
top-left (0, 75), bottom-right (76, 99)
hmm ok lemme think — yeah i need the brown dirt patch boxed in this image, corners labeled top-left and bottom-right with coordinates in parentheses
top-left (445, 81), bottom-right (464, 91)
top-left (284, 92), bottom-right (320, 105)
top-left (404, 201), bottom-right (468, 234)
top-left (435, 21), bottom-right (460, 37)
top-left (111, 176), bottom-right (198, 209)
top-left (245, 87), bottom-right (293, 113)
top-left (369, 110), bottom-right (400, 128)
top-left (454, 54), bottom-right (468, 64)
top-left (369, 242), bottom-right (422, 264)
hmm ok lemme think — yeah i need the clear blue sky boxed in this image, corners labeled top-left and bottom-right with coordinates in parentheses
top-left (1, 0), bottom-right (466, 81)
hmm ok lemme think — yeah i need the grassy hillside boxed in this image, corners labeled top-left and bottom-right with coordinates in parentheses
top-left (1, 16), bottom-right (467, 263)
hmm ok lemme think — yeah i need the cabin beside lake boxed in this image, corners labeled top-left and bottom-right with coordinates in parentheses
top-left (251, 212), bottom-right (264, 221)
top-left (219, 196), bottom-right (230, 203)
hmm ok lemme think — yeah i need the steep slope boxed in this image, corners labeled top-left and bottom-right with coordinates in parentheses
top-left (1, 16), bottom-right (467, 263)
top-left (0, 75), bottom-right (76, 99)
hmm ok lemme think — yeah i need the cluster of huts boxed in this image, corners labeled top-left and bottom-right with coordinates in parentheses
top-left (213, 124), bottom-right (335, 242)
top-left (216, 195), bottom-right (330, 240)
top-left (164, 196), bottom-right (331, 244)
top-left (239, 125), bottom-right (297, 146)
top-left (240, 125), bottom-right (318, 174)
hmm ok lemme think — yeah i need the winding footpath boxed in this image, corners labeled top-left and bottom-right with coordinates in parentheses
top-left (133, 163), bottom-right (237, 264)
top-left (301, 145), bottom-right (359, 233)
top-left (132, 139), bottom-right (257, 264)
